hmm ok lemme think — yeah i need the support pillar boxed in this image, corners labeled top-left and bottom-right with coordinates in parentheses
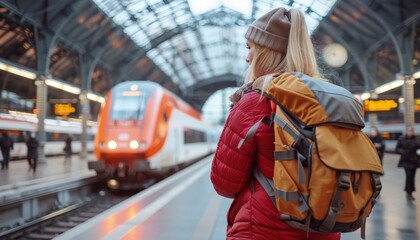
top-left (368, 114), bottom-right (378, 129)
top-left (368, 92), bottom-right (378, 129)
top-left (79, 91), bottom-right (90, 159)
top-left (401, 73), bottom-right (415, 129)
top-left (220, 89), bottom-right (227, 125)
top-left (35, 76), bottom-right (48, 163)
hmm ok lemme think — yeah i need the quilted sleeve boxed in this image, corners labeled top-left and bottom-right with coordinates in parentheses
top-left (210, 92), bottom-right (272, 198)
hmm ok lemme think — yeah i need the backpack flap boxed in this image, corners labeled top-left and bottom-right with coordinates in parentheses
top-left (315, 125), bottom-right (383, 174)
top-left (267, 72), bottom-right (365, 129)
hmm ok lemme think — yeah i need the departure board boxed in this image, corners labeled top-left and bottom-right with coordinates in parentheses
top-left (53, 103), bottom-right (77, 116)
top-left (415, 99), bottom-right (420, 111)
top-left (363, 98), bottom-right (399, 112)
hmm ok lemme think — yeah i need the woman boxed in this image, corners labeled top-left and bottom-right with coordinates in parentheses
top-left (26, 132), bottom-right (39, 172)
top-left (369, 127), bottom-right (385, 166)
top-left (396, 127), bottom-right (420, 201)
top-left (210, 7), bottom-right (340, 240)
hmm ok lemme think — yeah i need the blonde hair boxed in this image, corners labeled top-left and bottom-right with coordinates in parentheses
top-left (245, 8), bottom-right (321, 91)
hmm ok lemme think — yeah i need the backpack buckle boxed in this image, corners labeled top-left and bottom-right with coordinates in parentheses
top-left (372, 174), bottom-right (382, 189)
top-left (338, 172), bottom-right (351, 190)
top-left (292, 136), bottom-right (310, 167)
top-left (372, 174), bottom-right (382, 198)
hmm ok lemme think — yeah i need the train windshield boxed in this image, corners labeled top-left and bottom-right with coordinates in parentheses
top-left (110, 83), bottom-right (155, 121)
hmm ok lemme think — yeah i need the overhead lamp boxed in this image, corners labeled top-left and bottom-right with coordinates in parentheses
top-left (413, 70), bottom-right (420, 79)
top-left (87, 93), bottom-right (105, 104)
top-left (374, 79), bottom-right (404, 94)
top-left (359, 79), bottom-right (406, 100)
top-left (0, 62), bottom-right (36, 79)
top-left (45, 78), bottom-right (81, 95)
top-left (8, 110), bottom-right (37, 119)
top-left (360, 92), bottom-right (371, 101)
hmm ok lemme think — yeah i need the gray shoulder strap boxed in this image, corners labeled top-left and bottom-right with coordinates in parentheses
top-left (253, 167), bottom-right (275, 202)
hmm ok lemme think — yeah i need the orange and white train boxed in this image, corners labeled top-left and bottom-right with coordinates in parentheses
top-left (89, 81), bottom-right (219, 190)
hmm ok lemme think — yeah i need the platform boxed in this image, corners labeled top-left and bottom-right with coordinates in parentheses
top-left (50, 153), bottom-right (420, 240)
top-left (0, 154), bottom-right (94, 191)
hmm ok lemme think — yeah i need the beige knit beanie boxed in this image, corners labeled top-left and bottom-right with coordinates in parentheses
top-left (245, 8), bottom-right (291, 53)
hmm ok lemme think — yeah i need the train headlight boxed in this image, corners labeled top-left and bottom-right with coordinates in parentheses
top-left (129, 140), bottom-right (139, 149)
top-left (107, 140), bottom-right (117, 149)
top-left (107, 179), bottom-right (119, 189)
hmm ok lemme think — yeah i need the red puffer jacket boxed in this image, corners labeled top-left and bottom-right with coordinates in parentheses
top-left (210, 91), bottom-right (340, 240)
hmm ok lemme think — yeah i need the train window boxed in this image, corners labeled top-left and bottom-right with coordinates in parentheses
top-left (2, 130), bottom-right (21, 142)
top-left (110, 93), bottom-right (150, 121)
top-left (381, 132), bottom-right (391, 140)
top-left (183, 129), bottom-right (206, 143)
top-left (109, 83), bottom-right (158, 122)
top-left (54, 132), bottom-right (60, 141)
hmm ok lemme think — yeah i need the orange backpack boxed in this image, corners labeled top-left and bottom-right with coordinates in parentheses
top-left (238, 72), bottom-right (383, 238)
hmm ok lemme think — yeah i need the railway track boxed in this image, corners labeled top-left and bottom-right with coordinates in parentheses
top-left (0, 190), bottom-right (133, 240)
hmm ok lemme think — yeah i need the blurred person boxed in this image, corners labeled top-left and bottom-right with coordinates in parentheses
top-left (26, 132), bottom-right (39, 172)
top-left (64, 134), bottom-right (73, 165)
top-left (369, 127), bottom-right (385, 166)
top-left (0, 145), bottom-right (3, 166)
top-left (396, 127), bottom-right (420, 201)
top-left (0, 132), bottom-right (14, 170)
top-left (210, 7), bottom-right (340, 240)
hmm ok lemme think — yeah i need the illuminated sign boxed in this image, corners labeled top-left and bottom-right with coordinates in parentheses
top-left (53, 103), bottom-right (77, 116)
top-left (122, 91), bottom-right (142, 96)
top-left (415, 99), bottom-right (420, 112)
top-left (363, 98), bottom-right (399, 112)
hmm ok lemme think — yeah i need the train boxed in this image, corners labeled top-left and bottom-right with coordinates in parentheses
top-left (0, 112), bottom-right (96, 159)
top-left (89, 81), bottom-right (219, 190)
top-left (363, 121), bottom-right (420, 152)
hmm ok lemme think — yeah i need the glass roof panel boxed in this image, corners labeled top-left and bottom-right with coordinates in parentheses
top-left (160, 20), bottom-right (177, 31)
top-left (187, 1), bottom-right (221, 15)
top-left (147, 21), bottom-right (164, 39)
top-left (97, 0), bottom-right (122, 15)
top-left (147, 0), bottom-right (162, 5)
top-left (177, 68), bottom-right (194, 85)
top-left (178, 31), bottom-right (198, 49)
top-left (199, 68), bottom-right (213, 80)
top-left (174, 14), bottom-right (190, 25)
top-left (126, 1), bottom-right (147, 12)
top-left (312, 0), bottom-right (336, 16)
top-left (211, 58), bottom-right (227, 73)
top-left (124, 24), bottom-right (140, 36)
top-left (147, 48), bottom-right (160, 59)
top-left (112, 11), bottom-right (130, 25)
top-left (132, 33), bottom-right (151, 49)
top-left (206, 45), bottom-right (219, 59)
top-left (93, 0), bottom-right (337, 89)
top-left (191, 47), bottom-right (203, 62)
top-left (200, 27), bottom-right (221, 43)
top-left (154, 4), bottom-right (170, 14)
top-left (188, 0), bottom-right (252, 16)
top-left (138, 13), bottom-right (157, 30)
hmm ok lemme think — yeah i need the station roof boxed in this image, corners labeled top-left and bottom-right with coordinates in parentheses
top-left (93, 0), bottom-right (335, 87)
top-left (0, 0), bottom-right (419, 110)
top-left (92, 0), bottom-right (337, 107)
